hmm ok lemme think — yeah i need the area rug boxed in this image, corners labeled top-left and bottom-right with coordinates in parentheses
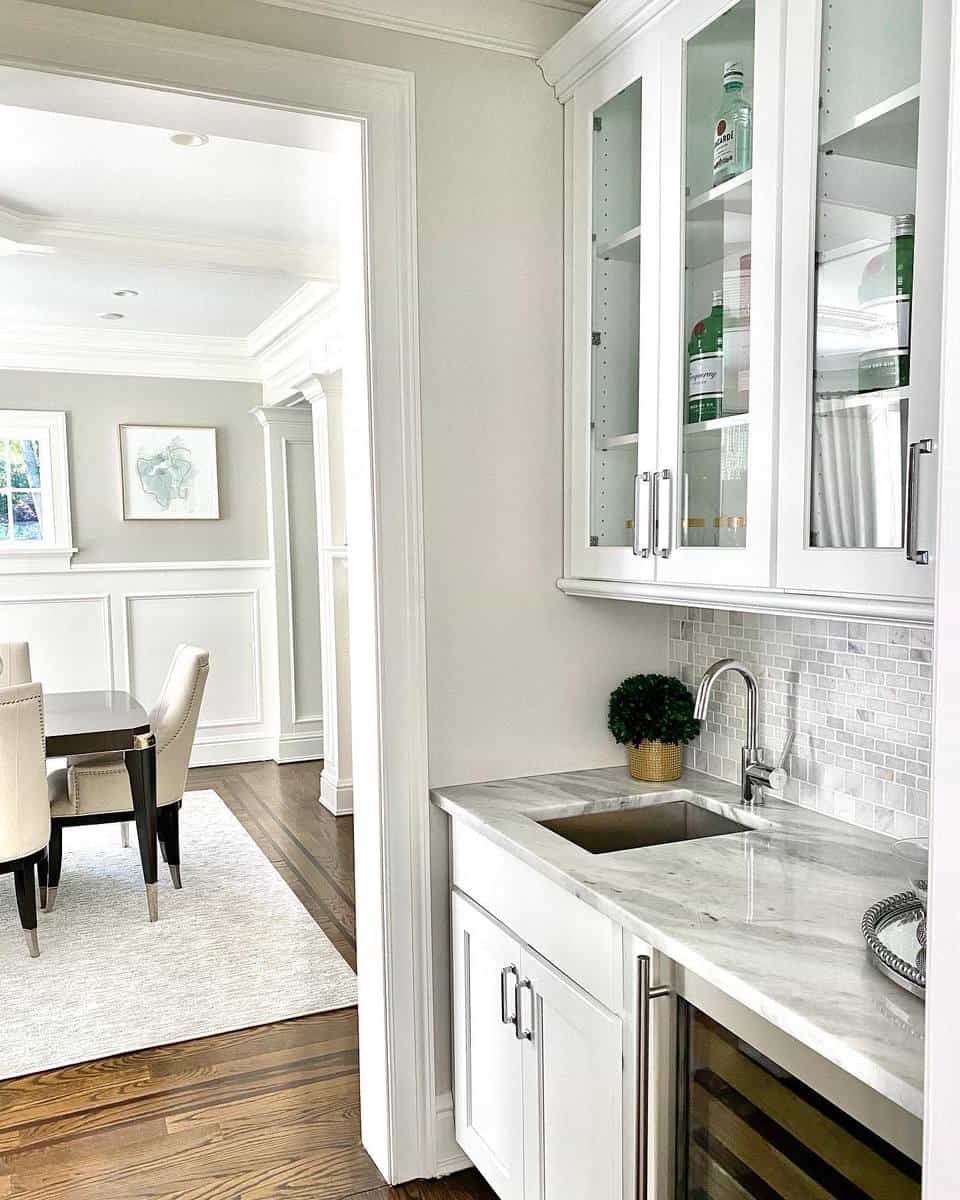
top-left (0, 789), bottom-right (357, 1080)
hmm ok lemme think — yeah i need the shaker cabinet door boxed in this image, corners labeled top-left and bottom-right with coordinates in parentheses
top-left (452, 892), bottom-right (526, 1200)
top-left (566, 31), bottom-right (661, 583)
top-left (653, 0), bottom-right (785, 588)
top-left (777, 0), bottom-right (949, 599)
top-left (520, 946), bottom-right (623, 1200)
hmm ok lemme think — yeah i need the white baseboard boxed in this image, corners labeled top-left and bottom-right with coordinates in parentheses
top-left (434, 1092), bottom-right (472, 1176)
top-left (319, 770), bottom-right (354, 815)
top-left (277, 731), bottom-right (325, 763)
top-left (190, 734), bottom-right (276, 767)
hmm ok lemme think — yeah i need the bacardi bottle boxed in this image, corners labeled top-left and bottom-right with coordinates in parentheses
top-left (687, 289), bottom-right (724, 423)
top-left (713, 61), bottom-right (753, 186)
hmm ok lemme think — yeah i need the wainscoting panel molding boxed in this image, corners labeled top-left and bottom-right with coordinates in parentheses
top-left (0, 562), bottom-right (283, 765)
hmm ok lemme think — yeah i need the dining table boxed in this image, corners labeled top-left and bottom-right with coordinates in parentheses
top-left (44, 690), bottom-right (160, 922)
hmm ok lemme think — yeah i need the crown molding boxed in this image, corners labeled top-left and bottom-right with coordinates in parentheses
top-left (0, 203), bottom-right (337, 281)
top-left (0, 284), bottom-right (341, 383)
top-left (254, 0), bottom-right (593, 59)
top-left (538, 0), bottom-right (673, 100)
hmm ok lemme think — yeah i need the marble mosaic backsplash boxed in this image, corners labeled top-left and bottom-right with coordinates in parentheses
top-left (669, 607), bottom-right (932, 839)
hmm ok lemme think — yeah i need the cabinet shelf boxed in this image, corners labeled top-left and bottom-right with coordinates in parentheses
top-left (814, 385), bottom-right (908, 415)
top-left (687, 170), bottom-right (753, 216)
top-left (684, 412), bottom-right (750, 436)
top-left (821, 84), bottom-right (920, 169)
top-left (596, 224), bottom-right (642, 262)
top-left (600, 431), bottom-right (640, 449)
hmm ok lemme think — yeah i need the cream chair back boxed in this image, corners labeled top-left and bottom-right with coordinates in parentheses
top-left (0, 683), bottom-right (50, 864)
top-left (0, 643), bottom-right (31, 687)
top-left (149, 645), bottom-right (210, 807)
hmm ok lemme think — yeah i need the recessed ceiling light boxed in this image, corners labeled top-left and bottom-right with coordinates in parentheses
top-left (98, 312), bottom-right (125, 321)
top-left (113, 289), bottom-right (140, 298)
top-left (170, 132), bottom-right (209, 147)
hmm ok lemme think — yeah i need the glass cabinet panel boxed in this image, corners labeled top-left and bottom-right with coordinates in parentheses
top-left (809, 0), bottom-right (922, 549)
top-left (679, 0), bottom-right (755, 550)
top-left (589, 78), bottom-right (644, 548)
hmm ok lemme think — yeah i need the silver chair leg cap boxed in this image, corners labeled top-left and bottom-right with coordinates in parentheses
top-left (24, 929), bottom-right (39, 958)
top-left (44, 887), bottom-right (57, 913)
top-left (169, 864), bottom-right (182, 890)
top-left (120, 822), bottom-right (131, 848)
top-left (146, 881), bottom-right (159, 923)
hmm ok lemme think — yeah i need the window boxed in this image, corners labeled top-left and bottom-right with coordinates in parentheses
top-left (0, 411), bottom-right (74, 568)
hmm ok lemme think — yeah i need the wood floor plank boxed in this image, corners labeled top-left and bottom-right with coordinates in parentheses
top-left (0, 762), bottom-right (495, 1200)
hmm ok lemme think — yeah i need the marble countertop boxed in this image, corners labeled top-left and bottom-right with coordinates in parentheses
top-left (432, 765), bottom-right (925, 1119)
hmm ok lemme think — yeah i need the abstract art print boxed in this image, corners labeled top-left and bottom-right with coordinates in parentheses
top-left (120, 425), bottom-right (220, 520)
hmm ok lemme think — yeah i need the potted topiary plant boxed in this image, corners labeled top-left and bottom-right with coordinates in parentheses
top-left (608, 673), bottom-right (701, 782)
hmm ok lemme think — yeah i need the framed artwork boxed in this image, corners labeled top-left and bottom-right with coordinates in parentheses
top-left (119, 424), bottom-right (220, 520)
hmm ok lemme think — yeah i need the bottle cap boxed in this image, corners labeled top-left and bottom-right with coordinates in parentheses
top-left (723, 61), bottom-right (744, 83)
top-left (893, 213), bottom-right (915, 237)
top-left (711, 288), bottom-right (723, 308)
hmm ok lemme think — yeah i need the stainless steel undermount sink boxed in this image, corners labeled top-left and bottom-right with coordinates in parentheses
top-left (538, 799), bottom-right (750, 854)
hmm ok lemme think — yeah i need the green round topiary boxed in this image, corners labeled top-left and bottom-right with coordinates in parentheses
top-left (608, 673), bottom-right (700, 748)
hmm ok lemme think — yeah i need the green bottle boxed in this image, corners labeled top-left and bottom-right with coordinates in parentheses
top-left (858, 213), bottom-right (914, 393)
top-left (713, 61), bottom-right (753, 186)
top-left (687, 289), bottom-right (724, 423)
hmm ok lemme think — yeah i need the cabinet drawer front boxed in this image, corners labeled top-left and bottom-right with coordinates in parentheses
top-left (452, 821), bottom-right (622, 1012)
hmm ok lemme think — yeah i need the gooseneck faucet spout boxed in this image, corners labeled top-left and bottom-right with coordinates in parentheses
top-left (694, 658), bottom-right (786, 806)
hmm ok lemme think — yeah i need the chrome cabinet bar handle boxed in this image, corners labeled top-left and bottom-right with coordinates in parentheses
top-left (500, 963), bottom-right (518, 1027)
top-left (648, 471), bottom-right (659, 560)
top-left (905, 439), bottom-right (933, 565)
top-left (632, 474), bottom-right (644, 558)
top-left (636, 955), bottom-right (670, 1200)
top-left (515, 978), bottom-right (534, 1041)
top-left (656, 468), bottom-right (673, 558)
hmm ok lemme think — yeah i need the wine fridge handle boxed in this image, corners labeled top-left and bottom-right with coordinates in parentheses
top-left (636, 955), bottom-right (671, 1200)
top-left (905, 439), bottom-right (933, 565)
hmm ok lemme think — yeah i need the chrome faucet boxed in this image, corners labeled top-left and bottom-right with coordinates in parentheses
top-left (694, 658), bottom-right (788, 806)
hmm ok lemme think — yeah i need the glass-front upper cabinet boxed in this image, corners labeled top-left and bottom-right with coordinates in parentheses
top-left (566, 32), bottom-right (661, 582)
top-left (777, 0), bottom-right (948, 598)
top-left (655, 0), bottom-right (784, 586)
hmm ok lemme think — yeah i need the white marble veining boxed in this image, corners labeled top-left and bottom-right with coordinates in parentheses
top-left (432, 765), bottom-right (925, 1118)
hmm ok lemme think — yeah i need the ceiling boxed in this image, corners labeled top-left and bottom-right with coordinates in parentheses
top-left (0, 75), bottom-right (343, 348)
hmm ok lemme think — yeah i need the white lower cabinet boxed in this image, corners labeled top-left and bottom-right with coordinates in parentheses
top-left (452, 891), bottom-right (624, 1200)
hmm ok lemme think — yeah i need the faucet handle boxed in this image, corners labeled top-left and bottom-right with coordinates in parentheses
top-left (767, 766), bottom-right (788, 794)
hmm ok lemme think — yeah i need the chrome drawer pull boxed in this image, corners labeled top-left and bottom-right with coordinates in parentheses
top-left (500, 963), bottom-right (518, 1027)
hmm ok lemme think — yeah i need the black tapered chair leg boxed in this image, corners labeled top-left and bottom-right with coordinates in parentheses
top-left (157, 803), bottom-right (182, 889)
top-left (14, 862), bottom-right (39, 958)
top-left (45, 823), bottom-right (63, 912)
top-left (37, 848), bottom-right (48, 911)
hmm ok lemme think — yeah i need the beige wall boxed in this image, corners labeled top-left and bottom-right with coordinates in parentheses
top-left (0, 370), bottom-right (267, 563)
top-left (25, 0), bottom-right (671, 1098)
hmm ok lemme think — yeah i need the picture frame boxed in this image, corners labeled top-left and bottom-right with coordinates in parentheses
top-left (119, 424), bottom-right (220, 521)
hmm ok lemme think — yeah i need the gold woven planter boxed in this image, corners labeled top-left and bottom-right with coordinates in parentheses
top-left (627, 740), bottom-right (683, 783)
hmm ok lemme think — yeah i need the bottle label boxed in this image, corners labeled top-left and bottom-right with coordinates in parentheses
top-left (688, 352), bottom-right (723, 400)
top-left (713, 118), bottom-right (737, 178)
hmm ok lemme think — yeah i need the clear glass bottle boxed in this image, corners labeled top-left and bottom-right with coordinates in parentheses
top-left (712, 61), bottom-right (753, 186)
top-left (687, 289), bottom-right (724, 423)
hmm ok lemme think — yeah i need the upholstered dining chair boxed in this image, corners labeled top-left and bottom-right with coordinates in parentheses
top-left (46, 645), bottom-right (209, 912)
top-left (0, 683), bottom-right (50, 957)
top-left (0, 642), bottom-right (32, 687)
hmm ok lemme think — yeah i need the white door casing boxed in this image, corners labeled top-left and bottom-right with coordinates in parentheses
top-left (0, 1), bottom-right (433, 1183)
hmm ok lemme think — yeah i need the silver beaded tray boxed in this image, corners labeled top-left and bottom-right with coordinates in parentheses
top-left (862, 891), bottom-right (926, 1000)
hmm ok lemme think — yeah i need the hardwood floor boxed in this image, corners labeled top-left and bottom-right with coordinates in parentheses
top-left (0, 761), bottom-right (495, 1200)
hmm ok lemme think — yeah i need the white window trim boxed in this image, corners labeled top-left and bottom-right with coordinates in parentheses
top-left (0, 410), bottom-right (76, 572)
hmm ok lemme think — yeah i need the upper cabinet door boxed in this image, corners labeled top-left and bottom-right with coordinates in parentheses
top-left (777, 0), bottom-right (949, 599)
top-left (566, 33), bottom-right (661, 582)
top-left (655, 0), bottom-right (785, 586)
